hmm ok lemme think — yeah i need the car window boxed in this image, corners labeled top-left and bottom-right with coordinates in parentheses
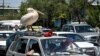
top-left (27, 39), bottom-right (41, 55)
top-left (68, 26), bottom-right (74, 32)
top-left (11, 38), bottom-right (28, 54)
top-left (75, 25), bottom-right (95, 33)
top-left (62, 25), bottom-right (68, 31)
top-left (62, 25), bottom-right (74, 32)
top-left (41, 38), bottom-right (80, 55)
top-left (0, 25), bottom-right (14, 30)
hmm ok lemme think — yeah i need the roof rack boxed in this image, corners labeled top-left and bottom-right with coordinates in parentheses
top-left (24, 31), bottom-right (43, 37)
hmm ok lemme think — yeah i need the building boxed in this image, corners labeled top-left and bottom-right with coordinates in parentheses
top-left (0, 7), bottom-right (19, 16)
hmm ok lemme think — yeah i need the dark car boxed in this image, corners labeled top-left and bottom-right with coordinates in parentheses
top-left (0, 31), bottom-right (16, 55)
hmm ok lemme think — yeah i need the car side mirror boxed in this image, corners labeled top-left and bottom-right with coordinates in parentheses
top-left (33, 53), bottom-right (40, 56)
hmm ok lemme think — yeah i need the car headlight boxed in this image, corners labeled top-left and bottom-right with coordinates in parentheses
top-left (79, 48), bottom-right (95, 53)
top-left (85, 49), bottom-right (94, 53)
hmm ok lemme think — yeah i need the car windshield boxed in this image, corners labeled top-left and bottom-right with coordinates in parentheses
top-left (75, 25), bottom-right (95, 33)
top-left (41, 38), bottom-right (73, 56)
top-left (59, 34), bottom-right (85, 42)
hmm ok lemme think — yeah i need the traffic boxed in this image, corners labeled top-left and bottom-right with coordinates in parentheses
top-left (0, 7), bottom-right (100, 56)
top-left (0, 23), bottom-right (99, 56)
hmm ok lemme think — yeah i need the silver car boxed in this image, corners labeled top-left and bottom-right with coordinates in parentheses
top-left (6, 36), bottom-right (89, 56)
top-left (61, 23), bottom-right (99, 42)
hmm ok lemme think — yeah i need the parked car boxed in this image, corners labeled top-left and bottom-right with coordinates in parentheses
top-left (61, 23), bottom-right (99, 42)
top-left (53, 31), bottom-right (97, 56)
top-left (0, 30), bottom-right (16, 55)
top-left (6, 36), bottom-right (89, 56)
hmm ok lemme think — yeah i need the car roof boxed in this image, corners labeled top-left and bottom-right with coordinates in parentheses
top-left (53, 31), bottom-right (75, 34)
top-left (19, 36), bottom-right (66, 40)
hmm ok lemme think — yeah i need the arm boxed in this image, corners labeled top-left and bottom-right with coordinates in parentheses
top-left (26, 50), bottom-right (34, 56)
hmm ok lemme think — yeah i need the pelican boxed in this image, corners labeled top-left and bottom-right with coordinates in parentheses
top-left (20, 7), bottom-right (44, 31)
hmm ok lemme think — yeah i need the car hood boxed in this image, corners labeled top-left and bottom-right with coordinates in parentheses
top-left (75, 42), bottom-right (94, 48)
top-left (0, 41), bottom-right (6, 46)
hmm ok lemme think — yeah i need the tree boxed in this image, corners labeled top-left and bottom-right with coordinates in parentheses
top-left (86, 4), bottom-right (100, 27)
top-left (68, 0), bottom-right (87, 23)
top-left (0, 9), bottom-right (19, 20)
top-left (20, 0), bottom-right (69, 28)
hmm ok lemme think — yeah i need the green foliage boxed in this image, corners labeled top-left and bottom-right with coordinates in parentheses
top-left (0, 9), bottom-right (20, 20)
top-left (20, 0), bottom-right (100, 28)
top-left (20, 2), bottom-right (27, 16)
top-left (86, 5), bottom-right (100, 27)
top-left (20, 0), bottom-right (69, 27)
top-left (69, 0), bottom-right (87, 20)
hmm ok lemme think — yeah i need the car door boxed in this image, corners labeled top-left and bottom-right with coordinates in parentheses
top-left (6, 38), bottom-right (28, 56)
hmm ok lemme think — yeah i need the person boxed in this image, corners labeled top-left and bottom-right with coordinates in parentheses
top-left (26, 43), bottom-right (40, 56)
top-left (14, 25), bottom-right (19, 31)
top-left (26, 50), bottom-right (34, 56)
top-left (26, 43), bottom-right (35, 56)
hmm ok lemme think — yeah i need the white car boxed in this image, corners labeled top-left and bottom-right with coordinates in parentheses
top-left (61, 23), bottom-right (99, 42)
top-left (53, 31), bottom-right (97, 56)
top-left (6, 35), bottom-right (89, 56)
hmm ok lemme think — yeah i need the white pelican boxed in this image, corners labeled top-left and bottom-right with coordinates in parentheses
top-left (20, 7), bottom-right (44, 31)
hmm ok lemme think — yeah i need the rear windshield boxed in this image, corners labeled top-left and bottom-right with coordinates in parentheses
top-left (75, 25), bottom-right (95, 33)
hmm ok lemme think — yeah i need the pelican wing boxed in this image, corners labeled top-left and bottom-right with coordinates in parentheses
top-left (21, 11), bottom-right (38, 26)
